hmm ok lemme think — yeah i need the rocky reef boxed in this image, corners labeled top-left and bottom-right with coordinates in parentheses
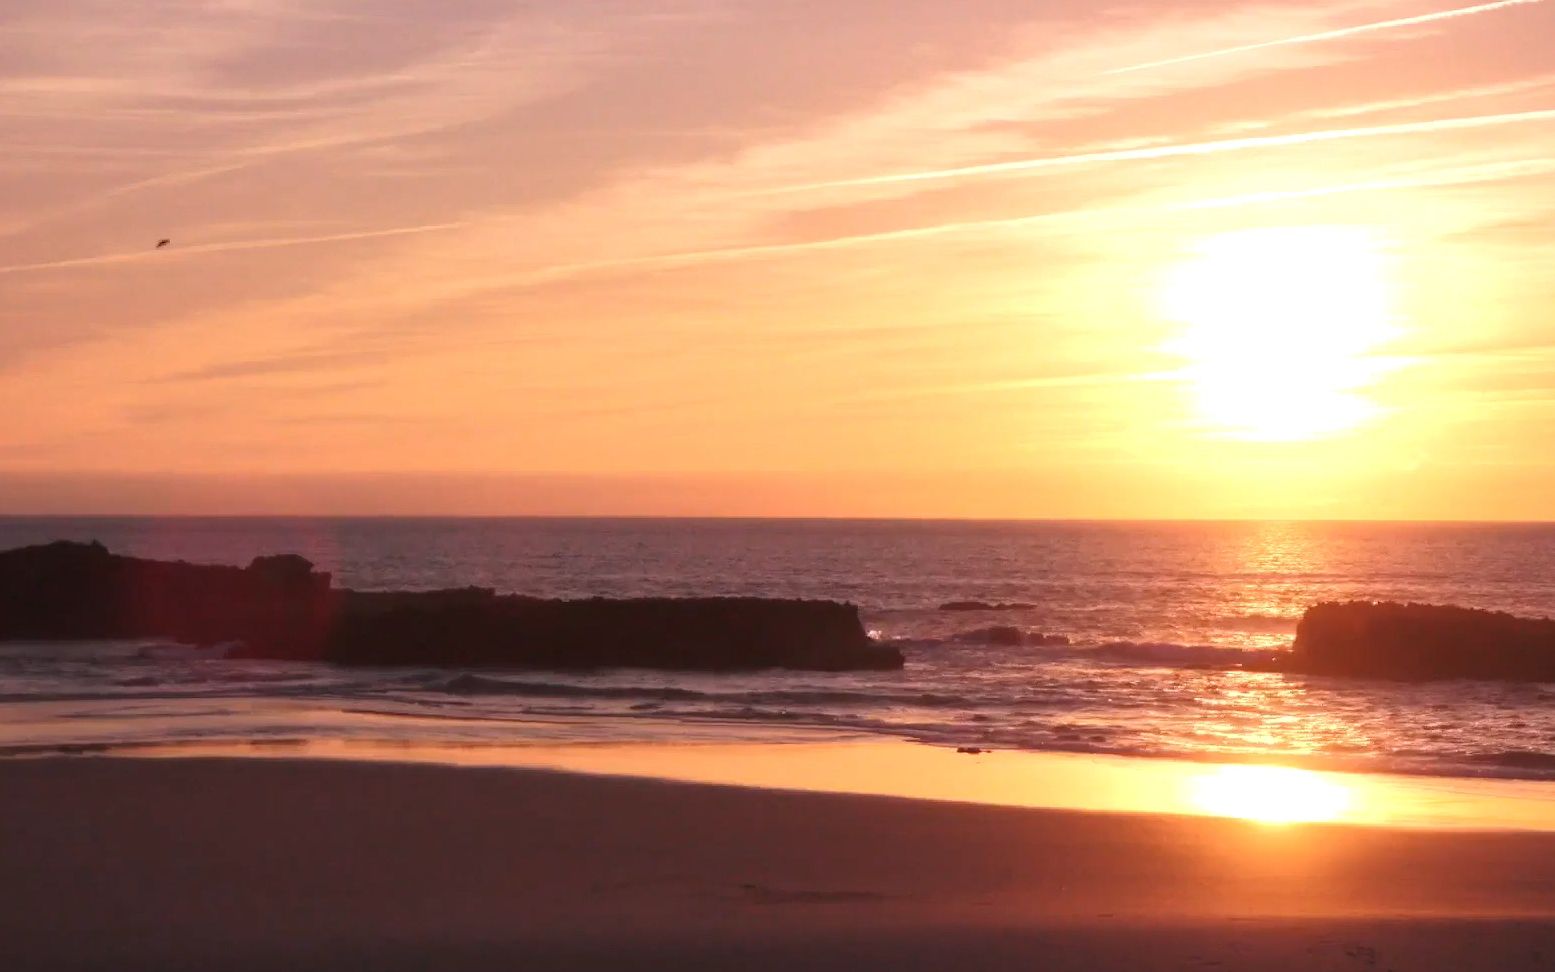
top-left (0, 541), bottom-right (901, 672)
top-left (1285, 600), bottom-right (1555, 682)
top-left (950, 625), bottom-right (1069, 647)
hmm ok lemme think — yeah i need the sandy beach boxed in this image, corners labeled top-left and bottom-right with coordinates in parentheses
top-left (5, 756), bottom-right (1555, 971)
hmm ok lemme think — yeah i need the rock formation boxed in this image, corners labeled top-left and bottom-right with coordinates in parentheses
top-left (950, 625), bottom-right (1069, 647)
top-left (0, 541), bottom-right (901, 672)
top-left (1285, 600), bottom-right (1555, 682)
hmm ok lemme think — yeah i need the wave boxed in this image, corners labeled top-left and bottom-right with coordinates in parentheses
top-left (112, 670), bottom-right (319, 689)
top-left (438, 673), bottom-right (708, 702)
top-left (947, 626), bottom-right (1069, 647)
top-left (1078, 641), bottom-right (1285, 668)
top-left (1464, 750), bottom-right (1555, 772)
top-left (135, 642), bottom-right (237, 660)
top-left (938, 601), bottom-right (1036, 612)
top-left (896, 636), bottom-right (1283, 670)
top-left (1216, 613), bottom-right (1299, 633)
top-left (434, 673), bottom-right (969, 709)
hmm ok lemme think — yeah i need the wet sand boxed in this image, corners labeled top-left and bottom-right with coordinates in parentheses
top-left (4, 756), bottom-right (1555, 970)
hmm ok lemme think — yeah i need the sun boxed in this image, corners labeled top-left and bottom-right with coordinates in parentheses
top-left (1186, 765), bottom-right (1354, 825)
top-left (1159, 226), bottom-right (1398, 442)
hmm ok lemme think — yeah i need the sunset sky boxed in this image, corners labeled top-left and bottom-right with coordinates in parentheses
top-left (4, 0), bottom-right (1555, 519)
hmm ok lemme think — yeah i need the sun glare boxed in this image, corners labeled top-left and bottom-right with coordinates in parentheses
top-left (1186, 764), bottom-right (1354, 824)
top-left (1160, 226), bottom-right (1398, 442)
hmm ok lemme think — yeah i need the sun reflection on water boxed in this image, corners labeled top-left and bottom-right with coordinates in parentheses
top-left (1186, 764), bottom-right (1354, 824)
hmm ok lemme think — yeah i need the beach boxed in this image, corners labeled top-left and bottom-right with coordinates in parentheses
top-left (14, 0), bottom-right (1555, 961)
top-left (6, 755), bottom-right (1555, 971)
top-left (6, 519), bottom-right (1555, 969)
top-left (7, 518), bottom-right (1555, 783)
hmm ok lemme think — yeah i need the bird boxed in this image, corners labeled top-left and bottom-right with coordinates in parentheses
top-left (155, 239), bottom-right (170, 249)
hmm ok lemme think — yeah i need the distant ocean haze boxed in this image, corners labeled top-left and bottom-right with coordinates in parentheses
top-left (2, 516), bottom-right (1555, 778)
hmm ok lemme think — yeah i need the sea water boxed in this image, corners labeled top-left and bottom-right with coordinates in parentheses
top-left (3, 516), bottom-right (1555, 780)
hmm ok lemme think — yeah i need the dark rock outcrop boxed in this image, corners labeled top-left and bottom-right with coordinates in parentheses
top-left (1285, 600), bottom-right (1555, 682)
top-left (325, 588), bottom-right (891, 671)
top-left (0, 540), bottom-right (335, 652)
top-left (0, 541), bottom-right (901, 672)
top-left (950, 625), bottom-right (1069, 647)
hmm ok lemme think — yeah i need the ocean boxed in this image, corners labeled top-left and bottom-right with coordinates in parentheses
top-left (4, 516), bottom-right (1555, 780)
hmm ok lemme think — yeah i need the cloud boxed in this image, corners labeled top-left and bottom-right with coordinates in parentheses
top-left (0, 1), bottom-right (688, 237)
top-left (770, 108), bottom-right (1555, 194)
top-left (1107, 0), bottom-right (1547, 76)
top-left (8, 0), bottom-right (1555, 512)
top-left (1218, 72), bottom-right (1555, 132)
top-left (185, 0), bottom-right (1555, 343)
top-left (0, 221), bottom-right (470, 276)
top-left (152, 348), bottom-right (389, 382)
top-left (1170, 156), bottom-right (1555, 211)
top-left (93, 2), bottom-right (1395, 325)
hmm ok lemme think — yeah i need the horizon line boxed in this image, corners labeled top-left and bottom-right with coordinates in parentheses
top-left (2, 512), bottom-right (1552, 526)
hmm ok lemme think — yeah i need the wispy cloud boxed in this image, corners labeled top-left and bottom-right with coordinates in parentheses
top-left (1107, 0), bottom-right (1546, 75)
top-left (126, 1), bottom-right (1428, 329)
top-left (771, 108), bottom-right (1555, 194)
top-left (1211, 72), bottom-right (1555, 134)
top-left (1169, 156), bottom-right (1555, 210)
top-left (446, 154), bottom-right (1555, 293)
top-left (152, 348), bottom-right (392, 383)
top-left (8, 0), bottom-right (1555, 514)
top-left (0, 2), bottom-right (676, 237)
top-left (0, 222), bottom-right (470, 277)
top-left (104, 145), bottom-right (1550, 323)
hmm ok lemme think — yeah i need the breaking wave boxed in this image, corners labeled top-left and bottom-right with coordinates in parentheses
top-left (435, 673), bottom-right (969, 709)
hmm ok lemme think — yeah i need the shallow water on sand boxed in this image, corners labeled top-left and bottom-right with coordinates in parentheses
top-left (118, 735), bottom-right (1555, 832)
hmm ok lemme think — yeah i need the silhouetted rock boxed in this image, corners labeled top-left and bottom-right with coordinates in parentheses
top-left (246, 553), bottom-right (324, 590)
top-left (951, 625), bottom-right (1070, 647)
top-left (939, 600), bottom-right (1035, 612)
top-left (0, 540), bottom-right (336, 652)
top-left (1284, 600), bottom-right (1555, 682)
top-left (325, 590), bottom-right (893, 671)
top-left (0, 541), bottom-right (901, 672)
top-left (953, 624), bottom-right (1025, 645)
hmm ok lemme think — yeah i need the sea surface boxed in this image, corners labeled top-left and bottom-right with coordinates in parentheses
top-left (4, 516), bottom-right (1555, 780)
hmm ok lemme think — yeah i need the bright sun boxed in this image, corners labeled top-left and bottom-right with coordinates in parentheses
top-left (1186, 765), bottom-right (1354, 825)
top-left (1159, 226), bottom-right (1398, 442)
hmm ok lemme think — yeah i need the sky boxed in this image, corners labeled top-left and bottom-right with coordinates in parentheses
top-left (3, 0), bottom-right (1555, 519)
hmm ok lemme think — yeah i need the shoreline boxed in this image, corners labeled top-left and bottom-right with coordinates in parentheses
top-left (20, 732), bottom-right (1555, 832)
top-left (9, 685), bottom-right (1555, 786)
top-left (5, 754), bottom-right (1555, 970)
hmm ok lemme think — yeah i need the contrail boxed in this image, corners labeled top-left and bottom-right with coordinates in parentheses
top-left (7, 146), bottom-right (1548, 292)
top-left (773, 107), bottom-right (1555, 193)
top-left (0, 221), bottom-right (469, 276)
top-left (487, 154), bottom-right (1555, 291)
top-left (1168, 156), bottom-right (1555, 210)
top-left (1108, 0), bottom-right (1546, 75)
top-left (381, 151), bottom-right (1555, 308)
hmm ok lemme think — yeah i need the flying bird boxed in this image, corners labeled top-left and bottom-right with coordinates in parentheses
top-left (155, 239), bottom-right (170, 249)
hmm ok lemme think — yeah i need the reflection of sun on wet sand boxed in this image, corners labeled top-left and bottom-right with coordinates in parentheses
top-left (1187, 765), bottom-right (1354, 824)
top-left (5, 753), bottom-right (1555, 971)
